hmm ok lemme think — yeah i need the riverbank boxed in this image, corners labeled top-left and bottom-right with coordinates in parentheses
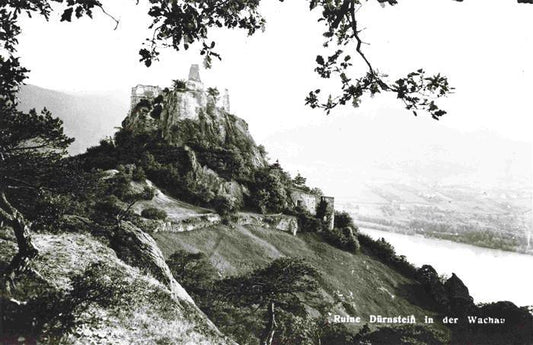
top-left (359, 227), bottom-right (533, 307)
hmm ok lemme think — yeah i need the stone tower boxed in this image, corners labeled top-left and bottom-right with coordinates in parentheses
top-left (320, 196), bottom-right (335, 231)
top-left (188, 64), bottom-right (201, 82)
top-left (222, 88), bottom-right (230, 113)
top-left (186, 64), bottom-right (203, 90)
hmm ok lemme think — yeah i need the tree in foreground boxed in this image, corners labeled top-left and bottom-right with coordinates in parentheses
top-left (217, 257), bottom-right (321, 345)
top-left (0, 106), bottom-right (73, 289)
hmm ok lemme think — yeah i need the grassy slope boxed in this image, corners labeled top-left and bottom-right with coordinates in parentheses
top-left (152, 225), bottom-right (443, 330)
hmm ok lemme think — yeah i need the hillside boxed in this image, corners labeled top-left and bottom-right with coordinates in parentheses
top-left (17, 82), bottom-right (532, 254)
top-left (0, 224), bottom-right (235, 345)
top-left (152, 224), bottom-right (441, 324)
top-left (4, 66), bottom-right (532, 345)
top-left (17, 85), bottom-right (128, 154)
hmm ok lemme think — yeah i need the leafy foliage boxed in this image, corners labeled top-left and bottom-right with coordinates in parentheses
top-left (294, 207), bottom-right (326, 233)
top-left (319, 211), bottom-right (361, 252)
top-left (219, 257), bottom-right (320, 311)
top-left (358, 233), bottom-right (417, 278)
top-left (141, 207), bottom-right (167, 220)
top-left (207, 87), bottom-right (220, 101)
top-left (323, 226), bottom-right (360, 253)
top-left (334, 211), bottom-right (356, 229)
top-left (248, 165), bottom-right (292, 214)
top-left (166, 250), bottom-right (217, 296)
top-left (1, 0), bottom-right (500, 120)
top-left (0, 107), bottom-right (75, 229)
top-left (172, 79), bottom-right (187, 90)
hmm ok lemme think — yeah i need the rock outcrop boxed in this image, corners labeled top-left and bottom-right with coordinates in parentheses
top-left (122, 65), bottom-right (266, 169)
top-left (417, 264), bottom-right (450, 309)
top-left (236, 213), bottom-right (299, 235)
top-left (110, 221), bottom-right (193, 301)
top-left (121, 65), bottom-right (267, 207)
top-left (444, 273), bottom-right (475, 314)
top-left (0, 225), bottom-right (236, 345)
top-left (417, 265), bottom-right (476, 314)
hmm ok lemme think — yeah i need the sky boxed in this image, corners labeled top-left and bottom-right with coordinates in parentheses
top-left (17, 0), bottom-right (533, 195)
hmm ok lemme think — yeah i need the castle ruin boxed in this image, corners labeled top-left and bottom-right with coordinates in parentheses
top-left (130, 84), bottom-right (162, 112)
top-left (129, 64), bottom-right (230, 114)
top-left (290, 189), bottom-right (335, 230)
top-left (127, 64), bottom-right (335, 231)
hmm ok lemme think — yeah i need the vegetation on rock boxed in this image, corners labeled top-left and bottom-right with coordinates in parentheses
top-left (141, 207), bottom-right (167, 220)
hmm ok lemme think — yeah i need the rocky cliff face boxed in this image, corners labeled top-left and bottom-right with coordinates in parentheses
top-left (120, 65), bottom-right (267, 207)
top-left (417, 265), bottom-right (475, 314)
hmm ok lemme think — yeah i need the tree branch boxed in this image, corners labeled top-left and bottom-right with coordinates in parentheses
top-left (348, 1), bottom-right (374, 75)
top-left (97, 4), bottom-right (120, 30)
top-left (0, 191), bottom-right (39, 292)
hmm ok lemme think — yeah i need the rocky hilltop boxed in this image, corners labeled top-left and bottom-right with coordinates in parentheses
top-left (114, 65), bottom-right (274, 210)
top-left (122, 64), bottom-right (266, 169)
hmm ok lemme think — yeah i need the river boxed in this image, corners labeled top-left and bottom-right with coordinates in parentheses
top-left (359, 227), bottom-right (533, 307)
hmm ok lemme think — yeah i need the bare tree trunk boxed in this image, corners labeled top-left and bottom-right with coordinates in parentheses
top-left (260, 302), bottom-right (277, 345)
top-left (0, 191), bottom-right (39, 290)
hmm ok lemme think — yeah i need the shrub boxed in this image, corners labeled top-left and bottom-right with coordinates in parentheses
top-left (207, 87), bottom-right (220, 100)
top-left (212, 195), bottom-right (238, 221)
top-left (358, 233), bottom-right (417, 278)
top-left (132, 98), bottom-right (151, 114)
top-left (172, 79), bottom-right (187, 90)
top-left (166, 250), bottom-right (217, 296)
top-left (141, 207), bottom-right (167, 220)
top-left (323, 226), bottom-right (360, 253)
top-left (93, 195), bottom-right (123, 225)
top-left (334, 211), bottom-right (356, 230)
top-left (150, 104), bottom-right (163, 119)
top-left (296, 211), bottom-right (325, 233)
top-left (132, 166), bottom-right (146, 181)
top-left (247, 166), bottom-right (291, 214)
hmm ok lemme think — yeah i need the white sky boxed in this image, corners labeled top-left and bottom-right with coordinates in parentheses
top-left (17, 0), bottom-right (533, 143)
top-left (17, 0), bottom-right (533, 197)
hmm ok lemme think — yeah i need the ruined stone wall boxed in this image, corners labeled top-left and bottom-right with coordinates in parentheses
top-left (320, 196), bottom-right (335, 231)
top-left (236, 213), bottom-right (298, 236)
top-left (289, 190), bottom-right (335, 230)
top-left (290, 189), bottom-right (318, 215)
top-left (130, 84), bottom-right (162, 110)
top-left (128, 65), bottom-right (230, 125)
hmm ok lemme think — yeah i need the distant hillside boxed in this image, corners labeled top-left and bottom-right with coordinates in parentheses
top-left (17, 84), bottom-right (128, 155)
top-left (263, 110), bottom-right (532, 195)
top-left (262, 111), bottom-right (532, 253)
